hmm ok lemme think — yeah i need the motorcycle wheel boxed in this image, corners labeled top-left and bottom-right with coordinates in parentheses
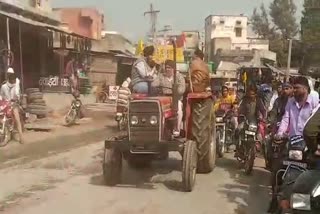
top-left (217, 130), bottom-right (224, 158)
top-left (0, 125), bottom-right (11, 147)
top-left (64, 109), bottom-right (77, 126)
top-left (244, 143), bottom-right (256, 175)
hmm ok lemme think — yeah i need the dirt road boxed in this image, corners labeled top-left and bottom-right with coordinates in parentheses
top-left (0, 142), bottom-right (271, 214)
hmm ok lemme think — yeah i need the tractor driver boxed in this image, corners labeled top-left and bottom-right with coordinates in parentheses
top-left (131, 46), bottom-right (157, 93)
top-left (152, 59), bottom-right (186, 136)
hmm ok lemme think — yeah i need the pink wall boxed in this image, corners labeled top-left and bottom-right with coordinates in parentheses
top-left (54, 8), bottom-right (104, 40)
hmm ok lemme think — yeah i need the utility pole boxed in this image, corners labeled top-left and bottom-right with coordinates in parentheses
top-left (144, 3), bottom-right (160, 44)
top-left (287, 39), bottom-right (293, 82)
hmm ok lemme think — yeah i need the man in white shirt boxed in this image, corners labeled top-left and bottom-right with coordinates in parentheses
top-left (0, 68), bottom-right (23, 143)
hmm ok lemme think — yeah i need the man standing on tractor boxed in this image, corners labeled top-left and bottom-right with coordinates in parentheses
top-left (152, 59), bottom-right (186, 136)
top-left (131, 45), bottom-right (157, 93)
top-left (189, 49), bottom-right (210, 92)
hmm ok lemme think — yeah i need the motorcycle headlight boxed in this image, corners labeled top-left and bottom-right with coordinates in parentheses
top-left (216, 117), bottom-right (223, 123)
top-left (131, 116), bottom-right (138, 125)
top-left (248, 124), bottom-right (258, 132)
top-left (75, 101), bottom-right (81, 108)
top-left (291, 194), bottom-right (311, 211)
top-left (289, 150), bottom-right (303, 161)
top-left (150, 116), bottom-right (158, 125)
top-left (313, 185), bottom-right (320, 197)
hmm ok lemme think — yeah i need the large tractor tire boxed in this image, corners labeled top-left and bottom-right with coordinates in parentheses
top-left (103, 148), bottom-right (122, 186)
top-left (182, 140), bottom-right (198, 192)
top-left (192, 98), bottom-right (216, 173)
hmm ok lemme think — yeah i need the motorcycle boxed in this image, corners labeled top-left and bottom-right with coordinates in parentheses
top-left (290, 154), bottom-right (320, 213)
top-left (270, 135), bottom-right (309, 213)
top-left (0, 100), bottom-right (25, 147)
top-left (115, 105), bottom-right (128, 131)
top-left (64, 98), bottom-right (82, 126)
top-left (264, 122), bottom-right (282, 171)
top-left (237, 115), bottom-right (260, 175)
top-left (216, 107), bottom-right (234, 157)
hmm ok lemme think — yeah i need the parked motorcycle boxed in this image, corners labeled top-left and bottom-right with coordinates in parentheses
top-left (216, 108), bottom-right (234, 157)
top-left (64, 98), bottom-right (82, 126)
top-left (270, 135), bottom-right (309, 213)
top-left (237, 115), bottom-right (259, 175)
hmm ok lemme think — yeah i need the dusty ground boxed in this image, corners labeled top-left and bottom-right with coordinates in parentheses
top-left (0, 142), bottom-right (271, 214)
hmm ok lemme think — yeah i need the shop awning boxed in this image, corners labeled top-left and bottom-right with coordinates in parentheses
top-left (0, 10), bottom-right (72, 34)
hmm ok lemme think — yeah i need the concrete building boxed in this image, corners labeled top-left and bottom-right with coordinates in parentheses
top-left (53, 8), bottom-right (104, 40)
top-left (205, 15), bottom-right (269, 61)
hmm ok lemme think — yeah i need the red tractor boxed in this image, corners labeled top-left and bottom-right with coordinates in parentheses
top-left (103, 42), bottom-right (216, 192)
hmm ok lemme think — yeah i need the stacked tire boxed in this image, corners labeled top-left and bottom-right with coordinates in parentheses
top-left (25, 88), bottom-right (48, 118)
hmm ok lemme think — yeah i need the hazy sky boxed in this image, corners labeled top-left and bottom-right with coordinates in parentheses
top-left (53, 0), bottom-right (304, 41)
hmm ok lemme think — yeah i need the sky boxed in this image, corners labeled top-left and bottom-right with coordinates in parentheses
top-left (53, 0), bottom-right (304, 41)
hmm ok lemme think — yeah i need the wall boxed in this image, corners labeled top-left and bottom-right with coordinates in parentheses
top-left (53, 8), bottom-right (104, 40)
top-left (89, 53), bottom-right (117, 86)
top-left (205, 15), bottom-right (270, 61)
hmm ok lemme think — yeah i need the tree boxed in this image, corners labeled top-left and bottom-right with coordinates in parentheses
top-left (269, 0), bottom-right (299, 39)
top-left (251, 3), bottom-right (274, 39)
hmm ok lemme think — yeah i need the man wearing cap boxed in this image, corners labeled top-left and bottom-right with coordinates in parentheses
top-left (277, 76), bottom-right (319, 138)
top-left (0, 68), bottom-right (23, 143)
top-left (152, 59), bottom-right (186, 136)
top-left (131, 46), bottom-right (157, 93)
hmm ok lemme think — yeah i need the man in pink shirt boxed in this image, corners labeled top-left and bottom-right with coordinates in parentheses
top-left (277, 76), bottom-right (319, 138)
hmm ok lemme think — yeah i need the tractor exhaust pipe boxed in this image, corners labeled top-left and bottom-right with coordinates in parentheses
top-left (171, 39), bottom-right (179, 130)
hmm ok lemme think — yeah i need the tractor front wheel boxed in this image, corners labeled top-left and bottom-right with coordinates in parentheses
top-left (192, 98), bottom-right (216, 173)
top-left (103, 148), bottom-right (122, 186)
top-left (182, 140), bottom-right (198, 192)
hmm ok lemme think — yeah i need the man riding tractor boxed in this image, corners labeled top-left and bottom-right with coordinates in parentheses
top-left (102, 45), bottom-right (217, 192)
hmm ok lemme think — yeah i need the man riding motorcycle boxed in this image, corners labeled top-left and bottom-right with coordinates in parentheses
top-left (0, 68), bottom-right (23, 143)
top-left (213, 86), bottom-right (234, 112)
top-left (235, 84), bottom-right (266, 157)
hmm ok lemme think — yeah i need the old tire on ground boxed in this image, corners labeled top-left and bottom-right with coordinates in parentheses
top-left (25, 88), bottom-right (40, 94)
top-left (27, 104), bottom-right (47, 110)
top-left (103, 148), bottom-right (122, 186)
top-left (30, 99), bottom-right (46, 105)
top-left (192, 98), bottom-right (216, 173)
top-left (182, 140), bottom-right (198, 192)
top-left (28, 92), bottom-right (43, 101)
top-left (127, 154), bottom-right (152, 168)
top-left (27, 109), bottom-right (48, 117)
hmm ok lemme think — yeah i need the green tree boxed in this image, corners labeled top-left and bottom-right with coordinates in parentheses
top-left (269, 0), bottom-right (299, 39)
top-left (251, 3), bottom-right (274, 39)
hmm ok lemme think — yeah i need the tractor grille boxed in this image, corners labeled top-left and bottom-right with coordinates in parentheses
top-left (129, 101), bottom-right (160, 143)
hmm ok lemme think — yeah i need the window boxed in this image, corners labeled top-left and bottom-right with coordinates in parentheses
top-left (236, 20), bottom-right (242, 25)
top-left (236, 47), bottom-right (241, 50)
top-left (220, 20), bottom-right (225, 24)
top-left (235, 28), bottom-right (242, 37)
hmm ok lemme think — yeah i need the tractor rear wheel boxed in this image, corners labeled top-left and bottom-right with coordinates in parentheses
top-left (103, 148), bottom-right (122, 186)
top-left (182, 140), bottom-right (198, 192)
top-left (192, 98), bottom-right (216, 173)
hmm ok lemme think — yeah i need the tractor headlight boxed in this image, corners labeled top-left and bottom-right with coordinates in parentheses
top-left (216, 117), bottom-right (223, 123)
top-left (291, 194), bottom-right (311, 211)
top-left (150, 116), bottom-right (158, 125)
top-left (289, 150), bottom-right (303, 161)
top-left (131, 116), bottom-right (138, 125)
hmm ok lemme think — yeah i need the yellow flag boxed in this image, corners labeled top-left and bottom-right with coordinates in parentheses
top-left (135, 39), bottom-right (144, 56)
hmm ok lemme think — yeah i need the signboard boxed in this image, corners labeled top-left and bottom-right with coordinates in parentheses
top-left (39, 76), bottom-right (70, 93)
top-left (153, 45), bottom-right (185, 63)
top-left (109, 86), bottom-right (120, 100)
